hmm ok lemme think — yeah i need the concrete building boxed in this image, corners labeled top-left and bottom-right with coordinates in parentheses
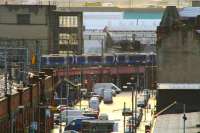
top-left (157, 6), bottom-right (200, 83)
top-left (0, 5), bottom-right (56, 55)
top-left (0, 5), bottom-right (84, 65)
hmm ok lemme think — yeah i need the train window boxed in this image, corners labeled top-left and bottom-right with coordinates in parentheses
top-left (76, 56), bottom-right (86, 65)
top-left (88, 56), bottom-right (102, 64)
top-left (128, 55), bottom-right (136, 61)
top-left (41, 57), bottom-right (47, 65)
top-left (117, 55), bottom-right (126, 64)
top-left (149, 54), bottom-right (156, 65)
top-left (105, 56), bottom-right (115, 64)
top-left (66, 56), bottom-right (74, 65)
top-left (49, 57), bottom-right (65, 64)
top-left (135, 55), bottom-right (146, 64)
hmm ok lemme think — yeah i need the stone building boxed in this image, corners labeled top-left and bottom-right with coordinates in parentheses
top-left (157, 6), bottom-right (200, 83)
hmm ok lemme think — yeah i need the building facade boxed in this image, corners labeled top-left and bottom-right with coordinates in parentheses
top-left (157, 6), bottom-right (200, 83)
top-left (0, 68), bottom-right (56, 133)
top-left (0, 5), bottom-right (84, 63)
top-left (52, 10), bottom-right (83, 54)
top-left (0, 5), bottom-right (56, 55)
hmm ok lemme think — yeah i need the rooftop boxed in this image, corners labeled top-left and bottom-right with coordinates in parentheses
top-left (157, 83), bottom-right (200, 90)
top-left (179, 7), bottom-right (200, 18)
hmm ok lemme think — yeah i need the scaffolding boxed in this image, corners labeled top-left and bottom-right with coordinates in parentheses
top-left (0, 48), bottom-right (29, 98)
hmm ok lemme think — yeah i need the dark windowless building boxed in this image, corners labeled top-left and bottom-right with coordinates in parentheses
top-left (157, 83), bottom-right (200, 114)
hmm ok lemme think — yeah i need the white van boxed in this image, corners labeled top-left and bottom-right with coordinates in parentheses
top-left (89, 97), bottom-right (100, 112)
top-left (103, 90), bottom-right (113, 104)
top-left (93, 83), bottom-right (121, 94)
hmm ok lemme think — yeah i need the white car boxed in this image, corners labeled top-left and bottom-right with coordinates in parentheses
top-left (64, 130), bottom-right (79, 133)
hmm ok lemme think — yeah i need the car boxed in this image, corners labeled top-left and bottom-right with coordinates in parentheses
top-left (82, 108), bottom-right (99, 119)
top-left (87, 92), bottom-right (95, 99)
top-left (55, 109), bottom-right (92, 125)
top-left (80, 88), bottom-right (88, 99)
top-left (65, 117), bottom-right (95, 131)
top-left (63, 130), bottom-right (79, 133)
top-left (57, 105), bottom-right (74, 112)
top-left (92, 94), bottom-right (102, 102)
top-left (99, 113), bottom-right (108, 120)
top-left (112, 89), bottom-right (116, 96)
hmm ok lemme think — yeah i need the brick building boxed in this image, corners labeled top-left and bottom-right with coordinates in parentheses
top-left (0, 68), bottom-right (57, 133)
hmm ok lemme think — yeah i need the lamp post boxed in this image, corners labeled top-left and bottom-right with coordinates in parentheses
top-left (127, 81), bottom-right (135, 133)
top-left (183, 104), bottom-right (187, 133)
top-left (77, 83), bottom-right (82, 110)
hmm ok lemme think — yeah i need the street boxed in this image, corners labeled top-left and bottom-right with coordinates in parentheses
top-left (52, 91), bottom-right (156, 133)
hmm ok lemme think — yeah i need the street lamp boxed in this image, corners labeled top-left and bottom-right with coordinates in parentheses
top-left (126, 81), bottom-right (135, 133)
top-left (76, 83), bottom-right (82, 110)
top-left (183, 104), bottom-right (187, 133)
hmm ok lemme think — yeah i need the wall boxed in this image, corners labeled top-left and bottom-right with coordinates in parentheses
top-left (0, 5), bottom-right (48, 39)
top-left (157, 30), bottom-right (200, 83)
top-left (157, 89), bottom-right (200, 114)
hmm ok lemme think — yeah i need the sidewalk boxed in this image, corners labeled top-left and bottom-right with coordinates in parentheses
top-left (137, 96), bottom-right (156, 133)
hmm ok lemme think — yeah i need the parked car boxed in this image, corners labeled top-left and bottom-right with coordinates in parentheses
top-left (99, 113), bottom-right (109, 120)
top-left (65, 117), bottom-right (95, 131)
top-left (80, 88), bottom-right (88, 99)
top-left (112, 89), bottom-right (116, 96)
top-left (82, 108), bottom-right (99, 119)
top-left (92, 94), bottom-right (102, 102)
top-left (55, 109), bottom-right (93, 125)
top-left (87, 92), bottom-right (95, 99)
top-left (93, 83), bottom-right (121, 94)
top-left (63, 130), bottom-right (79, 133)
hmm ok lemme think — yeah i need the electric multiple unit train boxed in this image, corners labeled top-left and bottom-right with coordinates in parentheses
top-left (41, 53), bottom-right (156, 67)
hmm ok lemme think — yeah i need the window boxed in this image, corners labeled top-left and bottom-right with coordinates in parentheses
top-left (17, 14), bottom-right (30, 24)
top-left (59, 16), bottom-right (78, 27)
top-left (59, 33), bottom-right (78, 45)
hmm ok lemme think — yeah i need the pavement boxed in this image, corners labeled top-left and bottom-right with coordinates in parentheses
top-left (137, 96), bottom-right (156, 133)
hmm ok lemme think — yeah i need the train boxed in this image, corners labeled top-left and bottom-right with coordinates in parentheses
top-left (41, 52), bottom-right (156, 67)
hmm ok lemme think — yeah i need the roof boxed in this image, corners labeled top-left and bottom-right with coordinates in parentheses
top-left (82, 119), bottom-right (115, 124)
top-left (179, 7), bottom-right (200, 18)
top-left (157, 83), bottom-right (200, 90)
top-left (153, 112), bottom-right (200, 133)
top-left (63, 78), bottom-right (77, 87)
top-left (84, 19), bottom-right (160, 31)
